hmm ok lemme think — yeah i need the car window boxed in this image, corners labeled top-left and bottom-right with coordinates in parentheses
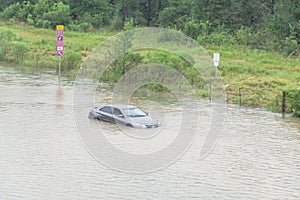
top-left (113, 108), bottom-right (123, 115)
top-left (100, 106), bottom-right (112, 114)
top-left (122, 107), bottom-right (147, 117)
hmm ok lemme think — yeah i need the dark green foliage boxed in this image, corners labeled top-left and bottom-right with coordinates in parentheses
top-left (0, 0), bottom-right (299, 55)
top-left (291, 90), bottom-right (300, 117)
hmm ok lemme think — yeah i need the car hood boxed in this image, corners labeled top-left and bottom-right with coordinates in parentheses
top-left (128, 116), bottom-right (158, 126)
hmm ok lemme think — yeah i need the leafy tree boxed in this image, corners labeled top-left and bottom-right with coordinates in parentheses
top-left (64, 0), bottom-right (113, 28)
top-left (0, 0), bottom-right (19, 12)
top-left (0, 0), bottom-right (300, 55)
top-left (0, 3), bottom-right (21, 20)
top-left (266, 0), bottom-right (300, 54)
top-left (158, 7), bottom-right (177, 27)
top-left (39, 2), bottom-right (71, 28)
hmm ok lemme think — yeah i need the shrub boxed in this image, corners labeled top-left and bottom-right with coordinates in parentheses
top-left (0, 3), bottom-right (21, 20)
top-left (291, 90), bottom-right (300, 117)
top-left (62, 51), bottom-right (82, 71)
top-left (11, 42), bottom-right (28, 63)
top-left (184, 21), bottom-right (211, 40)
top-left (67, 23), bottom-right (81, 31)
top-left (79, 22), bottom-right (93, 32)
top-left (35, 19), bottom-right (51, 29)
top-left (0, 28), bottom-right (15, 61)
top-left (198, 32), bottom-right (235, 46)
top-left (234, 26), bottom-right (257, 46)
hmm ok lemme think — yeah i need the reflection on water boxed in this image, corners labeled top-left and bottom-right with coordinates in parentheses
top-left (55, 86), bottom-right (64, 110)
top-left (0, 66), bottom-right (299, 200)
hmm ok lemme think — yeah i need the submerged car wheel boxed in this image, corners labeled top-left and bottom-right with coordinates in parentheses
top-left (126, 123), bottom-right (133, 127)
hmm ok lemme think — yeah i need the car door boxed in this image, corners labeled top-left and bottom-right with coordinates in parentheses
top-left (99, 106), bottom-right (114, 122)
top-left (112, 107), bottom-right (126, 125)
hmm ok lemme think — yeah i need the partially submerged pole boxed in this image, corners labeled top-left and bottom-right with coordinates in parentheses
top-left (282, 91), bottom-right (286, 115)
top-left (58, 56), bottom-right (61, 86)
top-left (56, 25), bottom-right (64, 86)
top-left (238, 87), bottom-right (242, 106)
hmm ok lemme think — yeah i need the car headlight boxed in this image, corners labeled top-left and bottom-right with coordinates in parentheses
top-left (132, 123), bottom-right (146, 128)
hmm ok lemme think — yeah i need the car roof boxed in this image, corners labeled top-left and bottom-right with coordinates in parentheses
top-left (102, 104), bottom-right (137, 109)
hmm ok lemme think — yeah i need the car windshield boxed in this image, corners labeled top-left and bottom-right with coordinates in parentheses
top-left (122, 107), bottom-right (147, 118)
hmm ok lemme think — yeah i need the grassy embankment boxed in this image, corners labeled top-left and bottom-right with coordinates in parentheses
top-left (1, 22), bottom-right (300, 113)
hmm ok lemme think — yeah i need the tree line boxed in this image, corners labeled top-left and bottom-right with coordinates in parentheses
top-left (0, 0), bottom-right (299, 55)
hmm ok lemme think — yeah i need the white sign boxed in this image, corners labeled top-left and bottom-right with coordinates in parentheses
top-left (214, 53), bottom-right (220, 67)
top-left (57, 46), bottom-right (63, 51)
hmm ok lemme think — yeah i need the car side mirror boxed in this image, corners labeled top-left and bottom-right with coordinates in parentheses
top-left (118, 114), bottom-right (124, 118)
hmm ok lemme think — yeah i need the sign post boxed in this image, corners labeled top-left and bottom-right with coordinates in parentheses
top-left (56, 25), bottom-right (64, 86)
top-left (209, 53), bottom-right (220, 102)
top-left (213, 52), bottom-right (220, 77)
top-left (213, 53), bottom-right (220, 67)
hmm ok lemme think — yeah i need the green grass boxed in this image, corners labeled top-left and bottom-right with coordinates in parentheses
top-left (206, 44), bottom-right (300, 111)
top-left (1, 22), bottom-right (299, 113)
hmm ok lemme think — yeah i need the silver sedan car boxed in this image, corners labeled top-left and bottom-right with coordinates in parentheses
top-left (88, 104), bottom-right (159, 128)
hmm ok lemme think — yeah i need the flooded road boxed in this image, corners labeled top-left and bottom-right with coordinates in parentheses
top-left (0, 65), bottom-right (299, 199)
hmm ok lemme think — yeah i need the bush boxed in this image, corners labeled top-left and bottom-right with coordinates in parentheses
top-left (0, 28), bottom-right (15, 61)
top-left (291, 90), bottom-right (300, 117)
top-left (158, 7), bottom-right (177, 27)
top-left (282, 36), bottom-right (298, 56)
top-left (198, 32), bottom-right (235, 46)
top-left (67, 23), bottom-right (81, 31)
top-left (110, 16), bottom-right (123, 31)
top-left (184, 21), bottom-right (211, 40)
top-left (35, 19), bottom-right (51, 29)
top-left (11, 42), bottom-right (28, 63)
top-left (62, 51), bottom-right (82, 71)
top-left (0, 3), bottom-right (21, 20)
top-left (234, 26), bottom-right (257, 46)
top-left (39, 2), bottom-right (71, 29)
top-left (79, 22), bottom-right (93, 32)
top-left (184, 21), bottom-right (202, 40)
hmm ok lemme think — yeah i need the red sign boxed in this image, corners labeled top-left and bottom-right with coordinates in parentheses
top-left (57, 35), bottom-right (64, 41)
top-left (57, 51), bottom-right (64, 56)
top-left (56, 30), bottom-right (64, 35)
top-left (56, 42), bottom-right (64, 52)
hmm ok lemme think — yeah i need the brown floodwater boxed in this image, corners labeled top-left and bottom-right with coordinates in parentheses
top-left (0, 65), bottom-right (299, 199)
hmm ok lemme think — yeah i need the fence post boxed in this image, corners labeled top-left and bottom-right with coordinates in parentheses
top-left (209, 83), bottom-right (212, 102)
top-left (282, 91), bottom-right (286, 115)
top-left (238, 87), bottom-right (242, 106)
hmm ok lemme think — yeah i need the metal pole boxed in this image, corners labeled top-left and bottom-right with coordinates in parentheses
top-left (58, 56), bottom-right (61, 86)
top-left (282, 91), bottom-right (286, 115)
top-left (239, 87), bottom-right (242, 106)
top-left (209, 82), bottom-right (212, 102)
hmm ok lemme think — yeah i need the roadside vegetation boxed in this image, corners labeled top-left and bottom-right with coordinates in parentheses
top-left (0, 0), bottom-right (299, 116)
